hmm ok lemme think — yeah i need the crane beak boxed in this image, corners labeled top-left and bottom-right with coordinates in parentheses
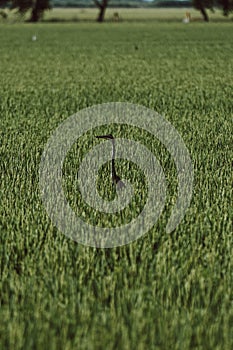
top-left (96, 134), bottom-right (114, 140)
top-left (96, 135), bottom-right (106, 139)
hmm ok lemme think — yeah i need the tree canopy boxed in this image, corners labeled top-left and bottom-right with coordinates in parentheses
top-left (0, 0), bottom-right (51, 21)
top-left (192, 0), bottom-right (233, 21)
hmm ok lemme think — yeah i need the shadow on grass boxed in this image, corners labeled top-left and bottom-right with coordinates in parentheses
top-left (41, 16), bottom-right (233, 24)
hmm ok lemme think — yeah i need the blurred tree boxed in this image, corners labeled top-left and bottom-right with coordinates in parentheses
top-left (93, 0), bottom-right (109, 22)
top-left (0, 0), bottom-right (9, 7)
top-left (11, 0), bottom-right (51, 22)
top-left (192, 0), bottom-right (214, 21)
top-left (218, 0), bottom-right (233, 16)
top-left (0, 0), bottom-right (9, 19)
top-left (193, 0), bottom-right (233, 20)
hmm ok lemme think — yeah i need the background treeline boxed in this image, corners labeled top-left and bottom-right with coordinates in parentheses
top-left (0, 0), bottom-right (232, 22)
top-left (50, 0), bottom-right (192, 8)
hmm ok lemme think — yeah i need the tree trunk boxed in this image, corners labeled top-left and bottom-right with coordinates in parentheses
top-left (223, 6), bottom-right (229, 16)
top-left (93, 0), bottom-right (108, 23)
top-left (97, 6), bottom-right (106, 22)
top-left (30, 8), bottom-right (40, 22)
top-left (200, 7), bottom-right (209, 22)
top-left (221, 0), bottom-right (230, 16)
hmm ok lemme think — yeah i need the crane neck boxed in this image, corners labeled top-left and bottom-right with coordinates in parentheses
top-left (111, 138), bottom-right (115, 159)
top-left (111, 139), bottom-right (116, 177)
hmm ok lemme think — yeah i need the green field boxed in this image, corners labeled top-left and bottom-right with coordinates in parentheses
top-left (0, 11), bottom-right (232, 350)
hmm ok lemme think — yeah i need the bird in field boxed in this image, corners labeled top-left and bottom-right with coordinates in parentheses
top-left (96, 134), bottom-right (125, 190)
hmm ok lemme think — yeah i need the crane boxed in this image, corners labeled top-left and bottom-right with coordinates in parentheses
top-left (96, 134), bottom-right (125, 189)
